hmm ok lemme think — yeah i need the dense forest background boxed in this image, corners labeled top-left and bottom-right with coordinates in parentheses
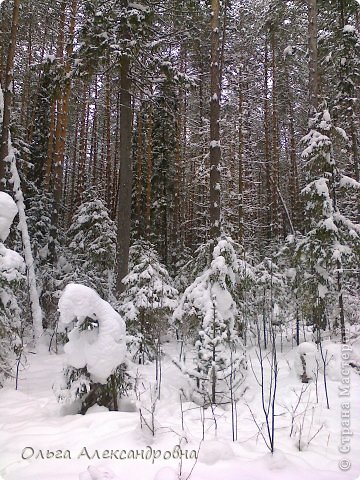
top-left (0, 0), bottom-right (359, 384)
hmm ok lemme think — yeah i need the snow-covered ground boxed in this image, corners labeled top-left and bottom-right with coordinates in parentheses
top-left (0, 340), bottom-right (359, 480)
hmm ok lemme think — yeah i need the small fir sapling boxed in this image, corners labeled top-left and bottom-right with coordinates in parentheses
top-left (120, 240), bottom-right (178, 365)
top-left (173, 237), bottom-right (247, 406)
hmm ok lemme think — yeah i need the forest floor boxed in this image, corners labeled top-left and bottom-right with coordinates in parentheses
top-left (0, 336), bottom-right (360, 480)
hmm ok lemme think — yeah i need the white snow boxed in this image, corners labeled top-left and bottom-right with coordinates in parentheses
top-left (209, 140), bottom-right (220, 148)
top-left (340, 175), bottom-right (360, 190)
top-left (283, 45), bottom-right (294, 56)
top-left (58, 284), bottom-right (126, 384)
top-left (0, 243), bottom-right (24, 281)
top-left (6, 143), bottom-right (44, 344)
top-left (0, 340), bottom-right (359, 480)
top-left (0, 192), bottom-right (18, 242)
top-left (343, 25), bottom-right (356, 33)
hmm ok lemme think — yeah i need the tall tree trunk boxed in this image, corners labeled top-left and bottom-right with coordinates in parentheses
top-left (308, 0), bottom-right (319, 111)
top-left (105, 70), bottom-right (112, 209)
top-left (0, 0), bottom-right (20, 188)
top-left (270, 27), bottom-right (280, 239)
top-left (145, 106), bottom-right (153, 236)
top-left (264, 36), bottom-right (272, 240)
top-left (238, 66), bottom-right (244, 243)
top-left (116, 52), bottom-right (132, 293)
top-left (52, 0), bottom-right (77, 226)
top-left (209, 0), bottom-right (221, 243)
top-left (135, 104), bottom-right (143, 237)
top-left (76, 82), bottom-right (88, 205)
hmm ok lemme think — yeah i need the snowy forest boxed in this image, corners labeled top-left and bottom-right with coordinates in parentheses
top-left (0, 0), bottom-right (359, 479)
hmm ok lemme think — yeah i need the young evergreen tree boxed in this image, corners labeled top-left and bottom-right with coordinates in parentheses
top-left (65, 192), bottom-right (117, 301)
top-left (120, 240), bottom-right (178, 364)
top-left (173, 238), bottom-right (246, 406)
top-left (296, 108), bottom-right (360, 342)
top-left (0, 193), bottom-right (24, 387)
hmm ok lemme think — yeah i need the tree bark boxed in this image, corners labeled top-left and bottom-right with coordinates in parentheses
top-left (308, 0), bottom-right (319, 111)
top-left (116, 53), bottom-right (132, 293)
top-left (52, 0), bottom-right (77, 225)
top-left (209, 0), bottom-right (221, 243)
top-left (0, 0), bottom-right (20, 188)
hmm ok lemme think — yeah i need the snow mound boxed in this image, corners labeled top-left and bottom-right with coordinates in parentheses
top-left (58, 284), bottom-right (126, 383)
top-left (85, 404), bottom-right (109, 414)
top-left (0, 192), bottom-right (18, 242)
top-left (153, 466), bottom-right (178, 480)
top-left (318, 342), bottom-right (342, 381)
top-left (198, 440), bottom-right (234, 465)
top-left (79, 465), bottom-right (120, 480)
top-left (263, 451), bottom-right (292, 470)
top-left (0, 243), bottom-right (24, 281)
top-left (293, 342), bottom-right (317, 381)
top-left (293, 341), bottom-right (344, 382)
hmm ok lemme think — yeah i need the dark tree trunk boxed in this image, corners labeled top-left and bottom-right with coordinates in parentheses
top-left (209, 0), bottom-right (221, 243)
top-left (116, 53), bottom-right (132, 294)
top-left (308, 0), bottom-right (319, 111)
top-left (0, 0), bottom-right (21, 189)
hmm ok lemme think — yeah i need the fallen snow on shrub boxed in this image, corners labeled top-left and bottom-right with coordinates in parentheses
top-left (58, 284), bottom-right (126, 383)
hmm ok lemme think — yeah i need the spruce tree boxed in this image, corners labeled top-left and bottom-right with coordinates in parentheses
top-left (65, 192), bottom-right (117, 300)
top-left (174, 237), bottom-right (246, 406)
top-left (296, 107), bottom-right (360, 341)
top-left (120, 240), bottom-right (178, 364)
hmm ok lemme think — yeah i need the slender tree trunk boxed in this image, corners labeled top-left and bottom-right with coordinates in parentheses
top-left (105, 70), bottom-right (112, 208)
top-left (209, 0), bottom-right (221, 243)
top-left (308, 0), bottom-right (319, 111)
top-left (116, 52), bottom-right (132, 293)
top-left (145, 106), bottom-right (153, 236)
top-left (0, 0), bottom-right (20, 188)
top-left (76, 82), bottom-right (88, 204)
top-left (270, 27), bottom-right (280, 239)
top-left (136, 104), bottom-right (143, 237)
top-left (52, 0), bottom-right (77, 225)
top-left (264, 36), bottom-right (272, 240)
top-left (238, 66), bottom-right (244, 243)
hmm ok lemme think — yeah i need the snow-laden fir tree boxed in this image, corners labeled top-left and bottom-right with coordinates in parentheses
top-left (252, 257), bottom-right (289, 350)
top-left (0, 193), bottom-right (25, 387)
top-left (296, 107), bottom-right (360, 342)
top-left (173, 238), bottom-right (246, 406)
top-left (25, 191), bottom-right (61, 329)
top-left (56, 284), bottom-right (130, 413)
top-left (65, 192), bottom-right (117, 301)
top-left (120, 240), bottom-right (178, 364)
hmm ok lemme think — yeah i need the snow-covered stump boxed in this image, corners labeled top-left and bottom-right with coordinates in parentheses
top-left (294, 343), bottom-right (318, 384)
top-left (56, 284), bottom-right (129, 413)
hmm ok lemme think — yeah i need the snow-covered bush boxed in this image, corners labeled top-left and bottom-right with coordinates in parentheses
top-left (173, 238), bottom-right (247, 406)
top-left (65, 193), bottom-right (117, 301)
top-left (56, 284), bottom-right (130, 413)
top-left (120, 240), bottom-right (178, 364)
top-left (0, 192), bottom-right (25, 387)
